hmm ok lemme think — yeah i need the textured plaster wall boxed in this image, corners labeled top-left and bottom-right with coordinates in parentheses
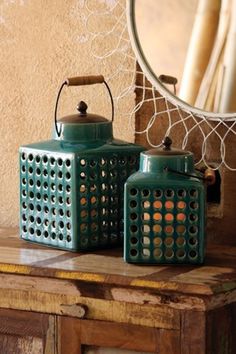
top-left (0, 0), bottom-right (134, 226)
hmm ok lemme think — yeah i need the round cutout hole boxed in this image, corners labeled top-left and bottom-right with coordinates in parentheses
top-left (142, 189), bottom-right (150, 197)
top-left (189, 189), bottom-right (198, 198)
top-left (130, 200), bottom-right (137, 208)
top-left (165, 189), bottom-right (174, 198)
top-left (153, 248), bottom-right (163, 258)
top-left (153, 224), bottom-right (162, 234)
top-left (130, 188), bottom-right (138, 196)
top-left (142, 225), bottom-right (150, 233)
top-left (130, 225), bottom-right (138, 233)
top-left (142, 236), bottom-right (150, 245)
top-left (90, 196), bottom-right (97, 205)
top-left (130, 237), bottom-right (138, 245)
top-left (190, 201), bottom-right (199, 210)
top-left (43, 155), bottom-right (48, 164)
top-left (130, 249), bottom-right (138, 257)
top-left (176, 225), bottom-right (186, 235)
top-left (80, 159), bottom-right (86, 167)
top-left (50, 157), bottom-right (55, 166)
top-left (165, 213), bottom-right (174, 222)
top-left (176, 249), bottom-right (186, 259)
top-left (189, 236), bottom-right (198, 246)
top-left (153, 200), bottom-right (162, 209)
top-left (80, 184), bottom-right (86, 193)
top-left (165, 201), bottom-right (174, 210)
top-left (154, 212), bottom-right (162, 221)
top-left (176, 213), bottom-right (186, 222)
top-left (153, 237), bottom-right (162, 246)
top-left (176, 236), bottom-right (186, 247)
top-left (142, 200), bottom-right (150, 209)
top-left (91, 210), bottom-right (97, 218)
top-left (154, 189), bottom-right (162, 198)
top-left (80, 197), bottom-right (86, 206)
top-left (80, 223), bottom-right (87, 233)
top-left (177, 189), bottom-right (186, 198)
top-left (142, 249), bottom-right (150, 257)
top-left (142, 212), bottom-right (150, 221)
top-left (189, 214), bottom-right (198, 222)
top-left (189, 250), bottom-right (198, 259)
top-left (165, 249), bottom-right (174, 259)
top-left (177, 201), bottom-right (186, 210)
top-left (165, 225), bottom-right (174, 235)
top-left (164, 236), bottom-right (174, 247)
top-left (81, 210), bottom-right (88, 219)
top-left (130, 213), bottom-right (138, 221)
top-left (57, 158), bottom-right (63, 167)
top-left (189, 225), bottom-right (198, 235)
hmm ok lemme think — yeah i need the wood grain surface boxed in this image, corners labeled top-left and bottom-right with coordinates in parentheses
top-left (0, 228), bottom-right (235, 353)
top-left (0, 228), bottom-right (236, 298)
top-left (0, 309), bottom-right (56, 354)
top-left (59, 317), bottom-right (180, 353)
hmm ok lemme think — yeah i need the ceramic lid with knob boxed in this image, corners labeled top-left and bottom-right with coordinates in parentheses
top-left (53, 75), bottom-right (114, 142)
top-left (140, 137), bottom-right (195, 174)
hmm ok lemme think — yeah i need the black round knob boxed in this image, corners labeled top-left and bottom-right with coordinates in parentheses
top-left (77, 101), bottom-right (88, 115)
top-left (162, 136), bottom-right (172, 150)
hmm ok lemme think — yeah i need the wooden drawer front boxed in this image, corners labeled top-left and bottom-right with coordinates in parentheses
top-left (59, 317), bottom-right (180, 354)
top-left (0, 308), bottom-right (56, 354)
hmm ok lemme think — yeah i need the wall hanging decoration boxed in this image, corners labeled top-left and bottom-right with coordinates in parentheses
top-left (79, 0), bottom-right (236, 171)
top-left (19, 75), bottom-right (144, 251)
top-left (124, 137), bottom-right (214, 264)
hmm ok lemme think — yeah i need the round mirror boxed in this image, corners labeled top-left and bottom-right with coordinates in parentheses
top-left (127, 0), bottom-right (236, 117)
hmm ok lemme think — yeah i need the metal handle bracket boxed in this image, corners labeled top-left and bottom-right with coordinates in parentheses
top-left (54, 75), bottom-right (114, 137)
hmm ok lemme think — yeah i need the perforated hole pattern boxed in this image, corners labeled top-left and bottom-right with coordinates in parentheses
top-left (77, 155), bottom-right (138, 249)
top-left (126, 186), bottom-right (203, 263)
top-left (20, 150), bottom-right (73, 247)
top-left (20, 150), bottom-right (139, 250)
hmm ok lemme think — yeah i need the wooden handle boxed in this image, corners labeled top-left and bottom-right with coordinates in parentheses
top-left (159, 74), bottom-right (178, 85)
top-left (204, 168), bottom-right (216, 185)
top-left (66, 75), bottom-right (104, 86)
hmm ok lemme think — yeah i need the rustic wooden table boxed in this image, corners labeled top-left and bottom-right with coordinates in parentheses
top-left (0, 228), bottom-right (235, 354)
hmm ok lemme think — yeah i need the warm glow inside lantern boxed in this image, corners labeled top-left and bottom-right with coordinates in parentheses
top-left (124, 137), bottom-right (206, 264)
top-left (19, 75), bottom-right (144, 251)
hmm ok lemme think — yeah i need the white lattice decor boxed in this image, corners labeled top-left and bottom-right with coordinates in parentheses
top-left (82, 0), bottom-right (236, 171)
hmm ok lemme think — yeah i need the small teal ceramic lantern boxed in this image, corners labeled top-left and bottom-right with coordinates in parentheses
top-left (124, 137), bottom-right (206, 264)
top-left (19, 75), bottom-right (144, 251)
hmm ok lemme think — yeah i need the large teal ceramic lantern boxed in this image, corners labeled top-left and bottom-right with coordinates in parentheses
top-left (19, 75), bottom-right (144, 251)
top-left (124, 137), bottom-right (206, 264)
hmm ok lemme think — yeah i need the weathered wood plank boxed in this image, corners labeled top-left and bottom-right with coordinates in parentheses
top-left (59, 317), bottom-right (82, 354)
top-left (0, 334), bottom-right (43, 354)
top-left (181, 311), bottom-right (206, 354)
top-left (0, 308), bottom-right (55, 354)
top-left (0, 286), bottom-right (180, 329)
top-left (159, 328), bottom-right (181, 354)
top-left (0, 273), bottom-right (209, 317)
top-left (0, 308), bottom-right (49, 337)
top-left (206, 304), bottom-right (236, 354)
top-left (60, 317), bottom-right (180, 354)
top-left (1, 272), bottom-right (236, 313)
top-left (80, 319), bottom-right (159, 352)
top-left (0, 229), bottom-right (236, 297)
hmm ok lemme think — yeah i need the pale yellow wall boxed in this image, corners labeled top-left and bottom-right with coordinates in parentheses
top-left (0, 0), bottom-right (134, 227)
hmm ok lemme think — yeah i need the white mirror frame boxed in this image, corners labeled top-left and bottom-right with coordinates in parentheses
top-left (127, 0), bottom-right (236, 122)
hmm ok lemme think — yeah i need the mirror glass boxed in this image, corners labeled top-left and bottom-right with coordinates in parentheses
top-left (133, 0), bottom-right (236, 114)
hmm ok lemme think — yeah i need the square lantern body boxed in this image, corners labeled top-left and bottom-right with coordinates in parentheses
top-left (19, 101), bottom-right (144, 251)
top-left (124, 140), bottom-right (206, 264)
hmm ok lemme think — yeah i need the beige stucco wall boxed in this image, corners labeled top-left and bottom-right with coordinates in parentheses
top-left (0, 0), bottom-right (134, 227)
